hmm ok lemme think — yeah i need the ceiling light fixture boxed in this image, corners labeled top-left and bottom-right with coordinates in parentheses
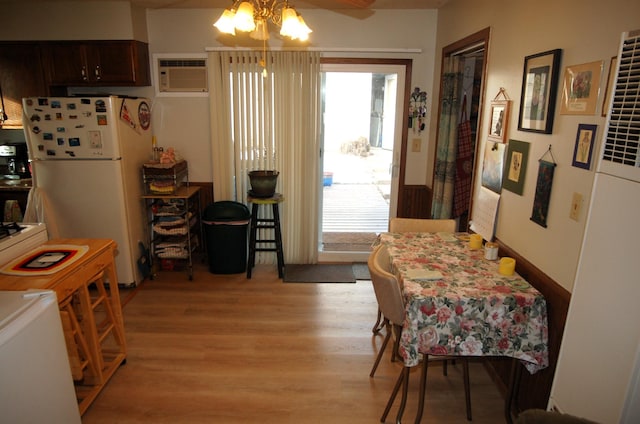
top-left (214, 1), bottom-right (312, 42)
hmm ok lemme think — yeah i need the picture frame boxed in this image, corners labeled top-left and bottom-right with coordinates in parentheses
top-left (560, 60), bottom-right (603, 115)
top-left (572, 123), bottom-right (598, 169)
top-left (518, 49), bottom-right (562, 134)
top-left (488, 99), bottom-right (510, 143)
top-left (601, 56), bottom-right (617, 117)
top-left (502, 139), bottom-right (530, 195)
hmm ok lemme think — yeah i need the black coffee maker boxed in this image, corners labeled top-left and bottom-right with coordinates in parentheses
top-left (0, 143), bottom-right (31, 180)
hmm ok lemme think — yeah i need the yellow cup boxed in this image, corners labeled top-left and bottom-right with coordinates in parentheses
top-left (499, 257), bottom-right (516, 276)
top-left (469, 233), bottom-right (483, 250)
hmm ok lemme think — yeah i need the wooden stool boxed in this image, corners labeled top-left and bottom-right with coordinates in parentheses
top-left (246, 193), bottom-right (285, 278)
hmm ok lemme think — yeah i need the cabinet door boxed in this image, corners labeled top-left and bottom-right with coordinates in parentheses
top-left (89, 41), bottom-right (139, 85)
top-left (43, 42), bottom-right (89, 85)
top-left (44, 40), bottom-right (151, 87)
top-left (0, 43), bottom-right (48, 128)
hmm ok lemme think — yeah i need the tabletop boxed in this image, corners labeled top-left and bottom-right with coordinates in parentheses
top-left (378, 232), bottom-right (549, 374)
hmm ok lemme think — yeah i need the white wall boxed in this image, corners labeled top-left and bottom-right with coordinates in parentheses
top-left (434, 0), bottom-right (640, 290)
top-left (145, 7), bottom-right (438, 185)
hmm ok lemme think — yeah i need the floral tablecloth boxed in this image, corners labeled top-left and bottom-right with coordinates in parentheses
top-left (378, 232), bottom-right (549, 374)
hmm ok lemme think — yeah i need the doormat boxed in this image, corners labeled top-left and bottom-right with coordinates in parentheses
top-left (283, 264), bottom-right (356, 283)
top-left (352, 263), bottom-right (371, 280)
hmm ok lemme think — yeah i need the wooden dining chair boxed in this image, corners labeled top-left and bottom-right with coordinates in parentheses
top-left (388, 217), bottom-right (456, 233)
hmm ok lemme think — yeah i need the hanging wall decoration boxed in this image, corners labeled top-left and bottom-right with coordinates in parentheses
top-left (572, 123), bottom-right (597, 169)
top-left (481, 140), bottom-right (506, 194)
top-left (488, 88), bottom-right (511, 143)
top-left (530, 145), bottom-right (557, 228)
top-left (408, 87), bottom-right (427, 133)
top-left (559, 60), bottom-right (603, 115)
top-left (502, 139), bottom-right (530, 195)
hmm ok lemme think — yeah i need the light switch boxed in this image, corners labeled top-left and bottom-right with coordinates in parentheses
top-left (569, 192), bottom-right (582, 221)
top-left (412, 138), bottom-right (421, 152)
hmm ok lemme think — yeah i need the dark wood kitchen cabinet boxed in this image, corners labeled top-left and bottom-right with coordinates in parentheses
top-left (0, 42), bottom-right (48, 128)
top-left (42, 40), bottom-right (150, 87)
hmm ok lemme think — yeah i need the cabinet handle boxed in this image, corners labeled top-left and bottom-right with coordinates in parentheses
top-left (95, 65), bottom-right (101, 80)
top-left (81, 66), bottom-right (88, 81)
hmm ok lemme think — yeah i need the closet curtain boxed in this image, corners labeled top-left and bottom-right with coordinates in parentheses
top-left (431, 55), bottom-right (464, 219)
top-left (208, 50), bottom-right (321, 264)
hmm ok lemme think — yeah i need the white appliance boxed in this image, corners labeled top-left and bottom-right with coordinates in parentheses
top-left (22, 95), bottom-right (152, 287)
top-left (0, 222), bottom-right (48, 266)
top-left (0, 289), bottom-right (81, 423)
top-left (549, 30), bottom-right (640, 423)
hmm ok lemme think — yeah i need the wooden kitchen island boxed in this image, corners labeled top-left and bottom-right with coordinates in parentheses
top-left (0, 238), bottom-right (126, 415)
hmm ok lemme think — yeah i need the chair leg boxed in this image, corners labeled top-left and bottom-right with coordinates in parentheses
top-left (463, 358), bottom-right (472, 421)
top-left (370, 319), bottom-right (392, 377)
top-left (395, 366), bottom-right (411, 424)
top-left (381, 365), bottom-right (407, 423)
top-left (372, 307), bottom-right (384, 334)
top-left (391, 324), bottom-right (402, 363)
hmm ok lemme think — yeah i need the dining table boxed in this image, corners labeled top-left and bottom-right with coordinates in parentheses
top-left (376, 231), bottom-right (549, 424)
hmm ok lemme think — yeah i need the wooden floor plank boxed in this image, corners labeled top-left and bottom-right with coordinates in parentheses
top-left (82, 261), bottom-right (506, 423)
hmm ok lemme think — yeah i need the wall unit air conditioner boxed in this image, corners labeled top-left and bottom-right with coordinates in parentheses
top-left (156, 56), bottom-right (208, 94)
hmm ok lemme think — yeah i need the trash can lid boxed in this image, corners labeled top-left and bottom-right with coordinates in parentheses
top-left (204, 201), bottom-right (250, 221)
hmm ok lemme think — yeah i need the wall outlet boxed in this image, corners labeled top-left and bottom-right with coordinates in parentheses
top-left (411, 138), bottom-right (421, 152)
top-left (569, 192), bottom-right (583, 221)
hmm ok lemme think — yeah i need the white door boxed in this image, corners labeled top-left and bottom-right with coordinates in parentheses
top-left (319, 63), bottom-right (406, 262)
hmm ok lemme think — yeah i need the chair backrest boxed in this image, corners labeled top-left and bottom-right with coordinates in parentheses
top-left (389, 217), bottom-right (456, 233)
top-left (367, 244), bottom-right (405, 326)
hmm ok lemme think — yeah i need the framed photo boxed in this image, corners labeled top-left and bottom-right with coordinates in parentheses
top-left (488, 100), bottom-right (510, 143)
top-left (502, 139), bottom-right (530, 195)
top-left (518, 49), bottom-right (562, 134)
top-left (560, 60), bottom-right (603, 115)
top-left (601, 56), bottom-right (617, 117)
top-left (572, 124), bottom-right (598, 169)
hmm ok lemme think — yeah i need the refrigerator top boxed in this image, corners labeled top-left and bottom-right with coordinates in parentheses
top-left (22, 96), bottom-right (152, 161)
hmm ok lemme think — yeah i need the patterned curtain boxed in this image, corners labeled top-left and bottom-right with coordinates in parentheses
top-left (208, 50), bottom-right (321, 264)
top-left (431, 55), bottom-right (464, 219)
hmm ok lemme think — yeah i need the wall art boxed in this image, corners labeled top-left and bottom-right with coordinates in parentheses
top-left (560, 60), bottom-right (603, 115)
top-left (572, 123), bottom-right (597, 170)
top-left (518, 49), bottom-right (562, 134)
top-left (502, 139), bottom-right (530, 195)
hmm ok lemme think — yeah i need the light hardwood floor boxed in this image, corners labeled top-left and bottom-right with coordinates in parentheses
top-left (82, 260), bottom-right (506, 423)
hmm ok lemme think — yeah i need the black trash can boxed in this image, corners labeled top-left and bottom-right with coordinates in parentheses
top-left (203, 201), bottom-right (251, 274)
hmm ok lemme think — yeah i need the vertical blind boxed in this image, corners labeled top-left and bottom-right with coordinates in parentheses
top-left (208, 50), bottom-right (321, 264)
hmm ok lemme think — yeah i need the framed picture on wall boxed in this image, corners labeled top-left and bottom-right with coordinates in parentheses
top-left (572, 124), bottom-right (598, 169)
top-left (502, 139), bottom-right (530, 195)
top-left (601, 56), bottom-right (617, 117)
top-left (517, 49), bottom-right (562, 134)
top-left (560, 60), bottom-right (603, 115)
top-left (488, 99), bottom-right (510, 143)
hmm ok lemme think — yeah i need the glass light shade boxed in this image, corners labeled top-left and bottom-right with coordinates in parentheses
top-left (250, 18), bottom-right (270, 40)
top-left (233, 2), bottom-right (256, 32)
top-left (213, 9), bottom-right (237, 35)
top-left (295, 16), bottom-right (312, 41)
top-left (279, 7), bottom-right (299, 38)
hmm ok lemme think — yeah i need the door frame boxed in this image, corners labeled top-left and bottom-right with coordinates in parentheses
top-left (431, 28), bottom-right (490, 229)
top-left (320, 57), bottom-right (412, 213)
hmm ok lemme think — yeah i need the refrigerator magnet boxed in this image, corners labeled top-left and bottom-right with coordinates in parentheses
top-left (139, 102), bottom-right (151, 130)
top-left (97, 115), bottom-right (108, 126)
top-left (57, 138), bottom-right (65, 146)
top-left (95, 100), bottom-right (106, 113)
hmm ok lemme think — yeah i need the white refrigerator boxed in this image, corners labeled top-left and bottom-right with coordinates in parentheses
top-left (23, 95), bottom-right (152, 287)
top-left (548, 30), bottom-right (640, 423)
top-left (0, 290), bottom-right (81, 423)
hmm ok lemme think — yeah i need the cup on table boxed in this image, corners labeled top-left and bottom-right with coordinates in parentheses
top-left (484, 242), bottom-right (498, 260)
top-left (499, 257), bottom-right (516, 276)
top-left (468, 233), bottom-right (483, 250)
